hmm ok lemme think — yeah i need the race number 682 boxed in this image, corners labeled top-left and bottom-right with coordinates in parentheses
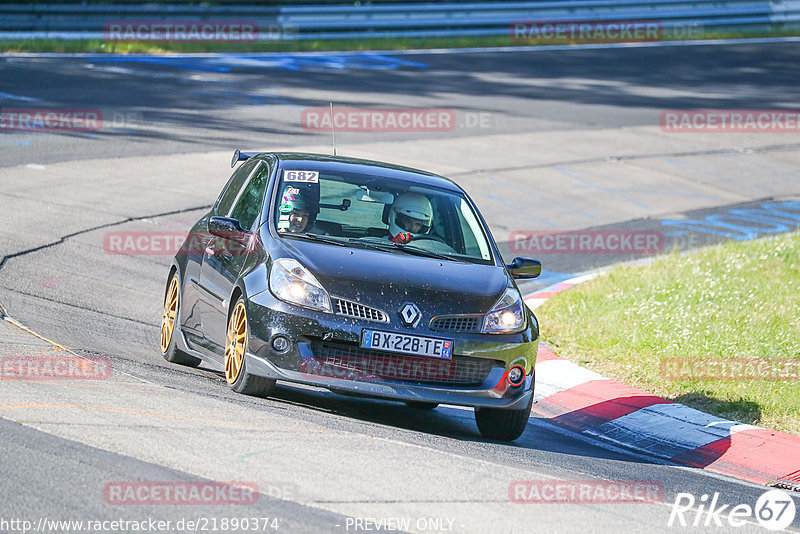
top-left (284, 170), bottom-right (319, 182)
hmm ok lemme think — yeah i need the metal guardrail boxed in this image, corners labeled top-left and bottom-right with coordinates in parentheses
top-left (1, 0), bottom-right (799, 40)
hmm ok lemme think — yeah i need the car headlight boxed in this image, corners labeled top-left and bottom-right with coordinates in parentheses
top-left (269, 258), bottom-right (332, 313)
top-left (482, 288), bottom-right (526, 334)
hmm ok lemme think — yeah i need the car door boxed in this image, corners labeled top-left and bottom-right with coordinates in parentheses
top-left (192, 158), bottom-right (259, 345)
top-left (198, 158), bottom-right (272, 350)
top-left (178, 216), bottom-right (209, 337)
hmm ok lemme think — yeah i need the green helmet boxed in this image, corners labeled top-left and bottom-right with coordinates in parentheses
top-left (280, 186), bottom-right (319, 218)
top-left (285, 195), bottom-right (316, 213)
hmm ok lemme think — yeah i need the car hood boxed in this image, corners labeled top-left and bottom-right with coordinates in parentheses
top-left (271, 238), bottom-right (509, 316)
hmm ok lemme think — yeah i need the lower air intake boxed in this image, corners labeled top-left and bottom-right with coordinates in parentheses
top-left (306, 341), bottom-right (501, 386)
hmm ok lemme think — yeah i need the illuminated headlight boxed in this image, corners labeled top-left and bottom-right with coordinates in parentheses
top-left (482, 288), bottom-right (525, 334)
top-left (269, 258), bottom-right (331, 313)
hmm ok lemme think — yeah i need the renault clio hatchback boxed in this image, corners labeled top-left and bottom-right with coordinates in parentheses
top-left (160, 151), bottom-right (542, 441)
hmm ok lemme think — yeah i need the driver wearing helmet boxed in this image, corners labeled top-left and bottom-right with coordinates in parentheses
top-left (388, 192), bottom-right (433, 244)
top-left (278, 188), bottom-right (322, 234)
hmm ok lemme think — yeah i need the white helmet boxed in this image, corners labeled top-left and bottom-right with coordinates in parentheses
top-left (389, 193), bottom-right (433, 239)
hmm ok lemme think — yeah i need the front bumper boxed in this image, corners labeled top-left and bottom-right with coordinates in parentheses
top-left (245, 289), bottom-right (538, 409)
top-left (245, 349), bottom-right (534, 409)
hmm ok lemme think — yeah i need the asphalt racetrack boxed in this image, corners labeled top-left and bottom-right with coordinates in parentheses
top-left (1, 40), bottom-right (799, 533)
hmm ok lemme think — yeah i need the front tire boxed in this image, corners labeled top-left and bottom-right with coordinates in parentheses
top-left (225, 298), bottom-right (275, 398)
top-left (474, 394), bottom-right (533, 441)
top-left (160, 272), bottom-right (201, 367)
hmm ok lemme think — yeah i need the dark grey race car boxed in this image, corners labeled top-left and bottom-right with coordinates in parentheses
top-left (160, 151), bottom-right (542, 441)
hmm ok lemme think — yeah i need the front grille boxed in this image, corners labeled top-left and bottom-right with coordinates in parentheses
top-left (429, 314), bottom-right (483, 333)
top-left (332, 297), bottom-right (388, 323)
top-left (306, 341), bottom-right (500, 386)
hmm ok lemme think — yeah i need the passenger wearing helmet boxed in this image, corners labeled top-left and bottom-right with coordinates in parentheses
top-left (278, 187), bottom-right (322, 234)
top-left (388, 192), bottom-right (433, 244)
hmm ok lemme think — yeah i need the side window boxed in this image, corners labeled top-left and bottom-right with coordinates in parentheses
top-left (229, 162), bottom-right (271, 230)
top-left (430, 196), bottom-right (465, 253)
top-left (458, 210), bottom-right (480, 257)
top-left (457, 198), bottom-right (492, 260)
top-left (430, 196), bottom-right (450, 240)
top-left (216, 159), bottom-right (258, 216)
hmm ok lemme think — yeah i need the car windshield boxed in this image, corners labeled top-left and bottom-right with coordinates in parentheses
top-left (272, 167), bottom-right (494, 264)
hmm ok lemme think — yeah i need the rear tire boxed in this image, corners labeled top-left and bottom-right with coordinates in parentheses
top-left (160, 272), bottom-right (201, 368)
top-left (225, 297), bottom-right (275, 398)
top-left (474, 394), bottom-right (533, 441)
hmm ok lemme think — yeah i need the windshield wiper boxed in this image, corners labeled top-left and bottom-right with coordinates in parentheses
top-left (285, 234), bottom-right (463, 261)
top-left (282, 233), bottom-right (349, 247)
top-left (355, 240), bottom-right (461, 262)
top-left (395, 243), bottom-right (464, 262)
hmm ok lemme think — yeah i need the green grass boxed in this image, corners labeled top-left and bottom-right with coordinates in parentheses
top-left (2, 29), bottom-right (800, 54)
top-left (538, 231), bottom-right (800, 435)
top-left (2, 36), bottom-right (526, 54)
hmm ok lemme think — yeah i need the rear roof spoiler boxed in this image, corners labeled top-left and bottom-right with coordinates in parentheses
top-left (231, 149), bottom-right (259, 168)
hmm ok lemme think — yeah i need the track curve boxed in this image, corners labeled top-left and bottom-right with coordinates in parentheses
top-left (1, 41), bottom-right (799, 533)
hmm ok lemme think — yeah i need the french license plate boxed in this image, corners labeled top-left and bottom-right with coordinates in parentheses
top-left (362, 330), bottom-right (453, 359)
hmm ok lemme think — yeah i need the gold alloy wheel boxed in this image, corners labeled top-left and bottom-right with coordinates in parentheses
top-left (160, 275), bottom-right (179, 353)
top-left (225, 301), bottom-right (247, 384)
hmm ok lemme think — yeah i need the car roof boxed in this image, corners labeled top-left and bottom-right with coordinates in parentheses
top-left (257, 152), bottom-right (463, 193)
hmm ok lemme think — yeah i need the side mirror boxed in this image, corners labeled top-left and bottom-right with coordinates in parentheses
top-left (507, 257), bottom-right (542, 279)
top-left (208, 216), bottom-right (250, 242)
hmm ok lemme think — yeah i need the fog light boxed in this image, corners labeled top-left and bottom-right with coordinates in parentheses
top-left (271, 335), bottom-right (291, 353)
top-left (508, 365), bottom-right (525, 386)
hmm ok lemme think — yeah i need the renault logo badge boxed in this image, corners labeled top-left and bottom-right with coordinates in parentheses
top-left (400, 303), bottom-right (421, 327)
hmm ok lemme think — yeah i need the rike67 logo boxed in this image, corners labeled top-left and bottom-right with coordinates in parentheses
top-left (668, 489), bottom-right (796, 530)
